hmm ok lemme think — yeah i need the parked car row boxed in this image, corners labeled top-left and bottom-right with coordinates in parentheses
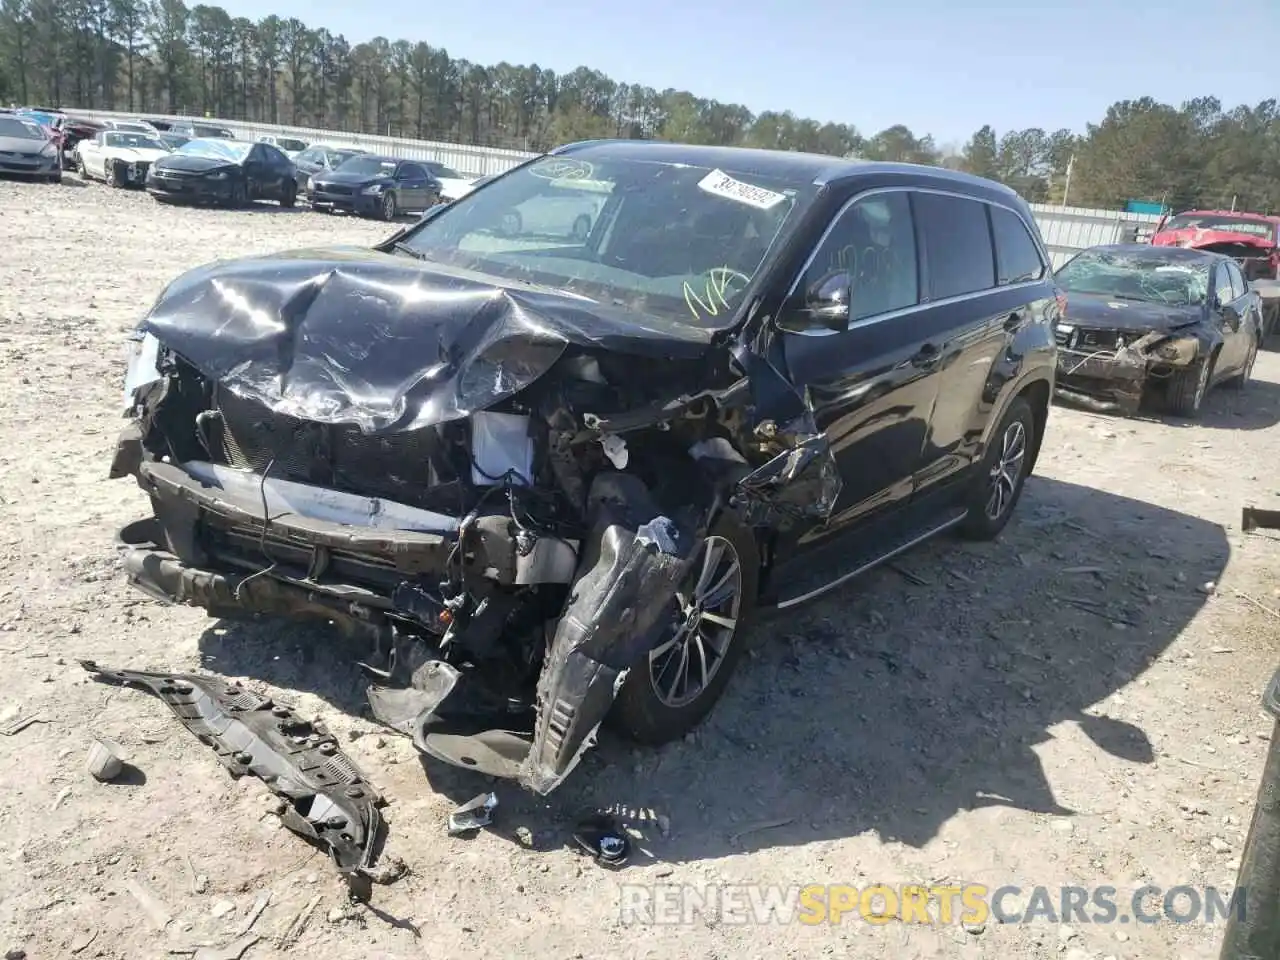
top-left (0, 108), bottom-right (486, 221)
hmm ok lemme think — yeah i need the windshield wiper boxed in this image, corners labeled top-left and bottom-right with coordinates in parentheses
top-left (392, 242), bottom-right (426, 260)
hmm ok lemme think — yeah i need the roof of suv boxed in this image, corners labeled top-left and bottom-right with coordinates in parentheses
top-left (552, 139), bottom-right (1021, 199)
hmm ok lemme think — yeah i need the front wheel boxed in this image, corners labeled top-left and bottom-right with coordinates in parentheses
top-left (610, 517), bottom-right (758, 744)
top-left (958, 396), bottom-right (1036, 541)
top-left (104, 160), bottom-right (120, 188)
top-left (1167, 353), bottom-right (1214, 418)
top-left (228, 181), bottom-right (248, 207)
top-left (279, 179), bottom-right (296, 208)
top-left (379, 191), bottom-right (398, 222)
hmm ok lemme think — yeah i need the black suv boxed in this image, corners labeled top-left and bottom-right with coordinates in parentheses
top-left (110, 140), bottom-right (1059, 795)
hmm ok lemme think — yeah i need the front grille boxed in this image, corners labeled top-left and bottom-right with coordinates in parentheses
top-left (210, 387), bottom-right (465, 509)
top-left (321, 185), bottom-right (354, 196)
top-left (1057, 327), bottom-right (1128, 351)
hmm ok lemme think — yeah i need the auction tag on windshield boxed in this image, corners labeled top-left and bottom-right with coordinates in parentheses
top-left (698, 169), bottom-right (787, 210)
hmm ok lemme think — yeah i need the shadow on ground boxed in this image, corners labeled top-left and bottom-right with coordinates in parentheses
top-left (197, 475), bottom-right (1228, 864)
top-left (1055, 376), bottom-right (1280, 432)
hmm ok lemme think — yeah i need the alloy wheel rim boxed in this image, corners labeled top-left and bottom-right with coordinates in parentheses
top-left (648, 535), bottom-right (743, 708)
top-left (985, 420), bottom-right (1026, 520)
top-left (383, 194), bottom-right (395, 219)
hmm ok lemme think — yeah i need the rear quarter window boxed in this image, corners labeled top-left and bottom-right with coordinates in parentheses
top-left (914, 193), bottom-right (996, 299)
top-left (990, 205), bottom-right (1046, 284)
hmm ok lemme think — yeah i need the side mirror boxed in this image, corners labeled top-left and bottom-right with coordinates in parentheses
top-left (804, 271), bottom-right (852, 331)
top-left (1222, 302), bottom-right (1241, 322)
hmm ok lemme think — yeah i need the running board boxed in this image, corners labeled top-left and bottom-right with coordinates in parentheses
top-left (766, 509), bottom-right (967, 610)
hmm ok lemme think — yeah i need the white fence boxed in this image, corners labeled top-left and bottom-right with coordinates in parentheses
top-left (62, 110), bottom-right (1161, 264)
top-left (1030, 202), bottom-right (1164, 269)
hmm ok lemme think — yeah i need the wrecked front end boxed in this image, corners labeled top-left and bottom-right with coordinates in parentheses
top-left (109, 251), bottom-right (838, 794)
top-left (1053, 326), bottom-right (1202, 414)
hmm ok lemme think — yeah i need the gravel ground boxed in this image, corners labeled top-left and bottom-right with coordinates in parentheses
top-left (1, 173), bottom-right (1279, 960)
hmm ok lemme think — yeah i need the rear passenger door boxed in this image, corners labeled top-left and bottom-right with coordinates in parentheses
top-left (778, 189), bottom-right (940, 532)
top-left (911, 194), bottom-right (1047, 495)
top-left (1216, 261), bottom-right (1248, 375)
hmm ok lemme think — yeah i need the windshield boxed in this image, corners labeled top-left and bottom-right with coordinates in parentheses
top-left (176, 138), bottom-right (251, 162)
top-left (0, 117), bottom-right (45, 139)
top-left (335, 156), bottom-right (397, 177)
top-left (160, 134), bottom-right (190, 149)
top-left (112, 121), bottom-right (154, 133)
top-left (1162, 214), bottom-right (1275, 241)
top-left (105, 132), bottom-right (167, 150)
top-left (1056, 250), bottom-right (1210, 307)
top-left (396, 155), bottom-right (809, 327)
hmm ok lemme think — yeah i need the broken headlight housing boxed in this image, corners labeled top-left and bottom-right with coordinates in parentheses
top-left (122, 331), bottom-right (162, 412)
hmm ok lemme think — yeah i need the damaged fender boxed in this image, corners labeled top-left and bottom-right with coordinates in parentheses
top-left (519, 473), bottom-right (705, 794)
top-left (80, 661), bottom-right (383, 881)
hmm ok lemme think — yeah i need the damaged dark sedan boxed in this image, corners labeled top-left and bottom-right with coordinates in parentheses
top-left (1053, 244), bottom-right (1262, 417)
top-left (110, 141), bottom-right (1059, 794)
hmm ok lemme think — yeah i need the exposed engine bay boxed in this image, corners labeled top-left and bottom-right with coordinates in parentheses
top-left (109, 249), bottom-right (840, 793)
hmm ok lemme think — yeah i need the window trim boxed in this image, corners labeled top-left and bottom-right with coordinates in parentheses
top-left (783, 185), bottom-right (1049, 339)
top-left (989, 202), bottom-right (1048, 286)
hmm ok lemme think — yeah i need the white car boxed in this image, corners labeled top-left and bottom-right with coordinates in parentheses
top-left (77, 130), bottom-right (172, 188)
top-left (100, 118), bottom-right (160, 134)
top-left (421, 160), bottom-right (479, 201)
top-left (258, 134), bottom-right (310, 159)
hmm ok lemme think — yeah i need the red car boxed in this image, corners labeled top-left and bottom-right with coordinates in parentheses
top-left (1151, 209), bottom-right (1280, 281)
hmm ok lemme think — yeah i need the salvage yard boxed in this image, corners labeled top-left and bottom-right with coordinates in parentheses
top-left (2, 176), bottom-right (1280, 960)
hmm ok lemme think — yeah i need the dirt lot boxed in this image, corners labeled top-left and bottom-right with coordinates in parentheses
top-left (1, 175), bottom-right (1279, 960)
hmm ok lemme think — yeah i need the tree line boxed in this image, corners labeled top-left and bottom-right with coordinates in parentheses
top-left (2, 0), bottom-right (1278, 213)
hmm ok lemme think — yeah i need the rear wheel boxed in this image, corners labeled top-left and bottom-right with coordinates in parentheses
top-left (279, 179), bottom-right (297, 208)
top-left (1167, 352), bottom-right (1214, 418)
top-left (959, 396), bottom-right (1036, 541)
top-left (611, 516), bottom-right (758, 744)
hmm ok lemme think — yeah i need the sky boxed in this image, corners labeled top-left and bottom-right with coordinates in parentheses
top-left (213, 0), bottom-right (1276, 146)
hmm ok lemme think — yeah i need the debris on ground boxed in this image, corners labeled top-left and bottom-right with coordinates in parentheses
top-left (0, 713), bottom-right (47, 736)
top-left (728, 817), bottom-right (796, 846)
top-left (192, 934), bottom-right (260, 960)
top-left (81, 662), bottom-right (384, 885)
top-left (448, 792), bottom-right (498, 835)
top-left (278, 894), bottom-right (322, 948)
top-left (85, 737), bottom-right (125, 781)
top-left (572, 814), bottom-right (631, 866)
top-left (67, 929), bottom-right (97, 955)
top-left (123, 877), bottom-right (172, 931)
top-left (235, 892), bottom-right (272, 936)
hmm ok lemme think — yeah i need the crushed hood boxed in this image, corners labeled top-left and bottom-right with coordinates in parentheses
top-left (140, 245), bottom-right (719, 433)
top-left (1062, 293), bottom-right (1203, 333)
top-left (1153, 228), bottom-right (1276, 251)
top-left (106, 147), bottom-right (169, 162)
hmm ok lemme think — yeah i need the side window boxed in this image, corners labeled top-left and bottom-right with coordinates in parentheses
top-left (989, 205), bottom-right (1046, 284)
top-left (399, 163), bottom-right (423, 180)
top-left (1227, 261), bottom-right (1247, 301)
top-left (914, 193), bottom-right (996, 299)
top-left (1214, 264), bottom-right (1234, 306)
top-left (797, 191), bottom-right (919, 323)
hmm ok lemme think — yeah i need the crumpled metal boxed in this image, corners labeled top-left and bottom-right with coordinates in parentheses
top-left (139, 246), bottom-right (718, 434)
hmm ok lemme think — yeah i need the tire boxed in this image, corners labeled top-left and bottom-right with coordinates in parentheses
top-left (1167, 352), bottom-right (1215, 418)
top-left (279, 179), bottom-right (296, 208)
top-left (379, 191), bottom-right (398, 222)
top-left (229, 181), bottom-right (248, 208)
top-left (104, 160), bottom-right (120, 188)
top-left (610, 515), bottom-right (759, 745)
top-left (958, 396), bottom-right (1036, 541)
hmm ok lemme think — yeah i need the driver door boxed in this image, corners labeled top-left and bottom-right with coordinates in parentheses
top-left (778, 188), bottom-right (942, 539)
top-left (1212, 261), bottom-right (1244, 375)
top-left (80, 133), bottom-right (102, 174)
top-left (395, 162), bottom-right (429, 210)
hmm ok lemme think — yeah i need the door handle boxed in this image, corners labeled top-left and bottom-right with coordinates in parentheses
top-left (910, 343), bottom-right (941, 369)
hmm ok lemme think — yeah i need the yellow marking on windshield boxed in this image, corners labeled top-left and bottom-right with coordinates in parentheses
top-left (684, 268), bottom-right (750, 321)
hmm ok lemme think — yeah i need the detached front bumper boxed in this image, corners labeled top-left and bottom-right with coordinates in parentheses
top-left (1054, 332), bottom-right (1197, 413)
top-left (110, 159), bottom-right (151, 188)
